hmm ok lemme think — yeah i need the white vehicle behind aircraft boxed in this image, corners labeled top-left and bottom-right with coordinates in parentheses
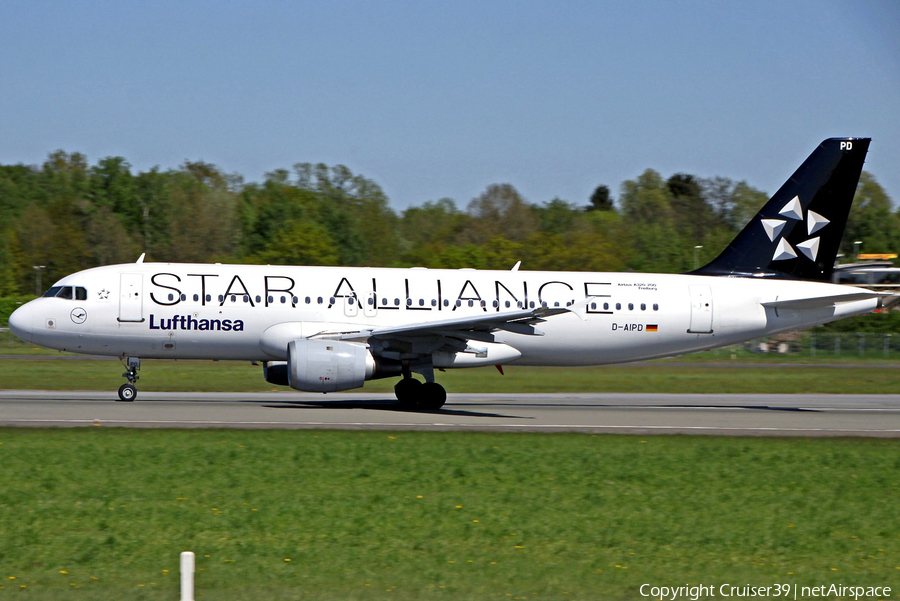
top-left (9, 138), bottom-right (885, 409)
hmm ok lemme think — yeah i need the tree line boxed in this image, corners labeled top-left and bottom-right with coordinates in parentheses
top-left (0, 150), bottom-right (897, 296)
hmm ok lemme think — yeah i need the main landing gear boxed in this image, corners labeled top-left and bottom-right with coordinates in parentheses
top-left (118, 357), bottom-right (141, 402)
top-left (394, 363), bottom-right (447, 411)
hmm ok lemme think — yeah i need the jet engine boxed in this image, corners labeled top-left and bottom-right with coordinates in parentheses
top-left (263, 339), bottom-right (404, 392)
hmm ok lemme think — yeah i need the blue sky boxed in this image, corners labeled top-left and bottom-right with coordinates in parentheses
top-left (1, 1), bottom-right (898, 210)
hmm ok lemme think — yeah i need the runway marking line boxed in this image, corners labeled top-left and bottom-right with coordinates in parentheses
top-left (2, 418), bottom-right (900, 435)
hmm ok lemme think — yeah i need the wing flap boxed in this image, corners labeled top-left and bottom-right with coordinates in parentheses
top-left (311, 306), bottom-right (569, 343)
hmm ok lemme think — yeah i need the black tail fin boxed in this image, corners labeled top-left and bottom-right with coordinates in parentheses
top-left (693, 137), bottom-right (870, 281)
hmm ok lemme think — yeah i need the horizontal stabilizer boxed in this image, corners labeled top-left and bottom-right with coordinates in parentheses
top-left (761, 292), bottom-right (885, 311)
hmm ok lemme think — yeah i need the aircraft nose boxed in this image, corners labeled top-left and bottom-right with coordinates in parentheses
top-left (8, 302), bottom-right (34, 343)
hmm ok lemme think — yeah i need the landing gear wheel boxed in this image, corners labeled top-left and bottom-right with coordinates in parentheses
top-left (118, 383), bottom-right (137, 402)
top-left (394, 378), bottom-right (423, 409)
top-left (419, 382), bottom-right (447, 411)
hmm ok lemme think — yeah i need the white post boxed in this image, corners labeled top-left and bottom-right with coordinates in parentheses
top-left (180, 551), bottom-right (195, 601)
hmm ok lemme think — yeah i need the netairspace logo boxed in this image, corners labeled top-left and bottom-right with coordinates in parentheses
top-left (639, 583), bottom-right (891, 600)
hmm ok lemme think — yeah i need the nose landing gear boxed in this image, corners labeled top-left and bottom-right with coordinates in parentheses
top-left (118, 357), bottom-right (141, 402)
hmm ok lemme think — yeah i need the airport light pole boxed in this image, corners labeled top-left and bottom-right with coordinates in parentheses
top-left (33, 265), bottom-right (45, 296)
top-left (854, 240), bottom-right (862, 261)
top-left (694, 245), bottom-right (703, 270)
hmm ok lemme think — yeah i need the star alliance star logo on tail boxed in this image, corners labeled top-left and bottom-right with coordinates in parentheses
top-left (762, 195), bottom-right (829, 262)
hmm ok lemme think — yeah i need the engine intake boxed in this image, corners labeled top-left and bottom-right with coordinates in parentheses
top-left (263, 361), bottom-right (289, 386)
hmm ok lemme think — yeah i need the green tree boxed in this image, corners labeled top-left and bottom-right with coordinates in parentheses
top-left (843, 172), bottom-right (898, 256)
top-left (619, 169), bottom-right (685, 272)
top-left (250, 220), bottom-right (339, 266)
top-left (465, 184), bottom-right (538, 244)
top-left (587, 185), bottom-right (614, 211)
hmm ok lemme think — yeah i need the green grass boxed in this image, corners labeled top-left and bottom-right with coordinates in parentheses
top-left (0, 429), bottom-right (898, 599)
top-left (1, 356), bottom-right (899, 394)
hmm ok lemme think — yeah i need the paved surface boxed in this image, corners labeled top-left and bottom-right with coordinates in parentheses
top-left (2, 390), bottom-right (900, 437)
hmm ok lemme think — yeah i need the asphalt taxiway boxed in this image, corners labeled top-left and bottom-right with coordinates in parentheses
top-left (2, 390), bottom-right (900, 437)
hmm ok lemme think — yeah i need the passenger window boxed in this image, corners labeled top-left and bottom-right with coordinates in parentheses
top-left (194, 294), bottom-right (200, 302)
top-left (641, 303), bottom-right (646, 310)
top-left (615, 303), bottom-right (621, 310)
top-left (653, 303), bottom-right (659, 311)
top-left (604, 302), bottom-right (609, 310)
top-left (628, 303), bottom-right (634, 310)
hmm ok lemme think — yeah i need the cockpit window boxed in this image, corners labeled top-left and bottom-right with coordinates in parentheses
top-left (42, 286), bottom-right (88, 300)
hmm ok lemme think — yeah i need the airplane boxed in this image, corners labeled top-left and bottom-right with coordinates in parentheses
top-left (8, 138), bottom-right (887, 410)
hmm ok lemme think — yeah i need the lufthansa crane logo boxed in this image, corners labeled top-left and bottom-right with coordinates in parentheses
top-left (762, 195), bottom-right (829, 262)
top-left (70, 307), bottom-right (88, 324)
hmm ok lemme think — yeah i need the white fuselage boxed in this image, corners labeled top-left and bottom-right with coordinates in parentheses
top-left (10, 262), bottom-right (878, 366)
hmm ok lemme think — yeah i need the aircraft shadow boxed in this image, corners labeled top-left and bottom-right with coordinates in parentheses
top-left (258, 399), bottom-right (528, 419)
top-left (447, 402), bottom-right (819, 413)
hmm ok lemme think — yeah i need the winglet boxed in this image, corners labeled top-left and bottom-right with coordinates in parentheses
top-left (136, 253), bottom-right (146, 264)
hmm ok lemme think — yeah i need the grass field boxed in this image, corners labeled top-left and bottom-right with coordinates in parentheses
top-left (0, 429), bottom-right (898, 600)
top-left (1, 355), bottom-right (899, 395)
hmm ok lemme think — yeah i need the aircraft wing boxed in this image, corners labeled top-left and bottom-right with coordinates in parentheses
top-left (308, 306), bottom-right (569, 343)
top-left (761, 291), bottom-right (887, 311)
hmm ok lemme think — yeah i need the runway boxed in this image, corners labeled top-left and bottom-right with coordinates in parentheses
top-left (2, 390), bottom-right (900, 437)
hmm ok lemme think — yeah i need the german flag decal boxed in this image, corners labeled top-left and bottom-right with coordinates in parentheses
top-left (646, 324), bottom-right (659, 332)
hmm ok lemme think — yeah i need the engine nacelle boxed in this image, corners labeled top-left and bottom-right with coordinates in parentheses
top-left (287, 339), bottom-right (374, 392)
